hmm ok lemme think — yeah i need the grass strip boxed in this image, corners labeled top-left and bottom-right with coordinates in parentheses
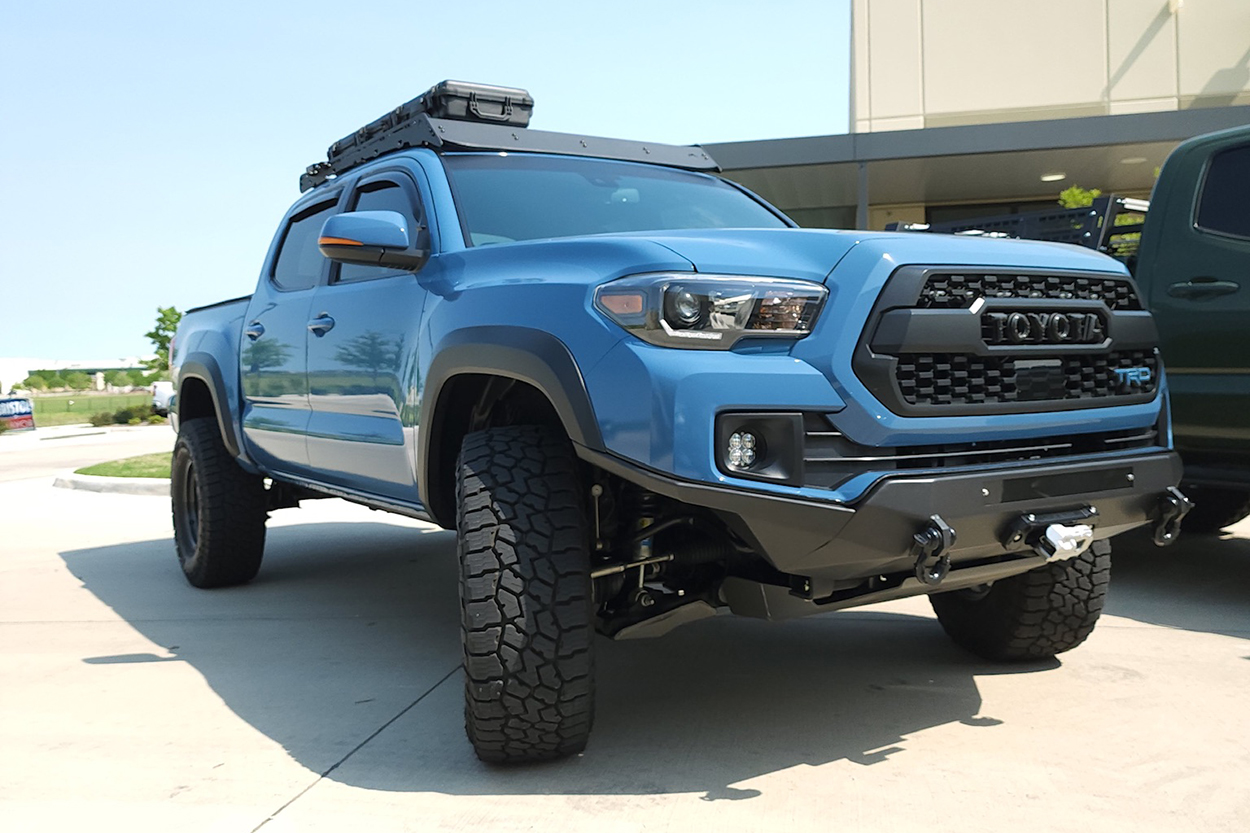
top-left (76, 452), bottom-right (172, 479)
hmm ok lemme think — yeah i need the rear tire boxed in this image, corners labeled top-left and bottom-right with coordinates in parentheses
top-left (171, 418), bottom-right (267, 588)
top-left (929, 545), bottom-right (1110, 661)
top-left (456, 425), bottom-right (595, 764)
top-left (1180, 486), bottom-right (1250, 534)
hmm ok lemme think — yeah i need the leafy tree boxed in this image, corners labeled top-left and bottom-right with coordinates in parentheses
top-left (21, 375), bottom-right (48, 391)
top-left (105, 369), bottom-right (135, 387)
top-left (64, 371), bottom-right (92, 390)
top-left (142, 306), bottom-right (183, 374)
top-left (1058, 185), bottom-right (1102, 209)
top-left (46, 372), bottom-right (67, 389)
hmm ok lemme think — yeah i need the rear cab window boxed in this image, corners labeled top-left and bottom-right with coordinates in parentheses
top-left (272, 198), bottom-right (339, 290)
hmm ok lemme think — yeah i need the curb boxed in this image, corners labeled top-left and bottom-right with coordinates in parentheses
top-left (53, 472), bottom-right (170, 497)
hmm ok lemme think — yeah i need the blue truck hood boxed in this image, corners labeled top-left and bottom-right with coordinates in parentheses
top-left (446, 227), bottom-right (1127, 291)
top-left (617, 228), bottom-right (867, 282)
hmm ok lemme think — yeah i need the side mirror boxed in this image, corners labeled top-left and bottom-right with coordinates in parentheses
top-left (318, 210), bottom-right (429, 271)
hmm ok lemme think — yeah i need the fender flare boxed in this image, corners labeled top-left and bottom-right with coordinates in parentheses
top-left (419, 326), bottom-right (604, 525)
top-left (178, 353), bottom-right (244, 461)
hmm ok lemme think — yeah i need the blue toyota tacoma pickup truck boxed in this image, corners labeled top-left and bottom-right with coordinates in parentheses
top-left (170, 81), bottom-right (1191, 764)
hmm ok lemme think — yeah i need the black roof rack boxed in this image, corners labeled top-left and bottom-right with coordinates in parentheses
top-left (300, 80), bottom-right (720, 192)
top-left (885, 194), bottom-right (1149, 266)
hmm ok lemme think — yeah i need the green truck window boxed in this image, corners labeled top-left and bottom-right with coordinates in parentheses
top-left (1196, 145), bottom-right (1250, 240)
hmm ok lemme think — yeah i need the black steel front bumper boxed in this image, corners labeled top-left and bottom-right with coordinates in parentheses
top-left (578, 446), bottom-right (1184, 582)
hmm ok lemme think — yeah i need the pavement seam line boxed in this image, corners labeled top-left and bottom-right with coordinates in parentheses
top-left (250, 664), bottom-right (460, 832)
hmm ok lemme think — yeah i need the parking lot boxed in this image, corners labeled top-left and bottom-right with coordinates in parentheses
top-left (2, 427), bottom-right (1248, 832)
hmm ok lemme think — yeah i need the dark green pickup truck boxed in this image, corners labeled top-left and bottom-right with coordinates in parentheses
top-left (894, 124), bottom-right (1250, 533)
top-left (1136, 126), bottom-right (1250, 532)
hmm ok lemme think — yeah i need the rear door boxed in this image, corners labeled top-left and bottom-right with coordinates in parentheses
top-left (240, 194), bottom-right (339, 477)
top-left (1143, 133), bottom-right (1250, 454)
top-left (304, 170), bottom-right (430, 503)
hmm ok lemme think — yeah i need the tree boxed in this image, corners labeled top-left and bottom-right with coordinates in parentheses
top-left (1058, 185), bottom-right (1102, 209)
top-left (105, 369), bottom-right (135, 387)
top-left (143, 306), bottom-right (183, 375)
top-left (46, 372), bottom-right (67, 389)
top-left (22, 375), bottom-right (48, 391)
top-left (64, 371), bottom-right (92, 390)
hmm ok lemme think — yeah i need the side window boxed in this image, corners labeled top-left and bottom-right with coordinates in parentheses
top-left (337, 177), bottom-right (423, 282)
top-left (272, 199), bottom-right (338, 290)
top-left (1196, 145), bottom-right (1250, 240)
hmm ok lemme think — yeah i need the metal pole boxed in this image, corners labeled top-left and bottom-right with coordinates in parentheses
top-left (856, 161), bottom-right (869, 229)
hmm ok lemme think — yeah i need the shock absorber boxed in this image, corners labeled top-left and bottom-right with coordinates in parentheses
top-left (631, 489), bottom-right (660, 561)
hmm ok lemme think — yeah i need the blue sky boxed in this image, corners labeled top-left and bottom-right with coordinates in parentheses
top-left (0, 1), bottom-right (850, 362)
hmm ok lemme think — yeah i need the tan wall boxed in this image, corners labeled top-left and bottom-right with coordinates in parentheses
top-left (853, 0), bottom-right (1250, 132)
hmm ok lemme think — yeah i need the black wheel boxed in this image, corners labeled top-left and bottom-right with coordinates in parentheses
top-left (456, 425), bottom-right (595, 764)
top-left (1180, 486), bottom-right (1250, 534)
top-left (929, 545), bottom-right (1110, 661)
top-left (171, 418), bottom-right (267, 588)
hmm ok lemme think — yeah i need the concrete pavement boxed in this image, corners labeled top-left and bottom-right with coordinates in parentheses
top-left (1, 440), bottom-right (1248, 832)
top-left (0, 423), bottom-right (174, 482)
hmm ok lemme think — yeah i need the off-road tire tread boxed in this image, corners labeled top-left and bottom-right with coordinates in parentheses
top-left (929, 546), bottom-right (1110, 661)
top-left (171, 418), bottom-right (267, 588)
top-left (1179, 486), bottom-right (1250, 534)
top-left (456, 425), bottom-right (594, 764)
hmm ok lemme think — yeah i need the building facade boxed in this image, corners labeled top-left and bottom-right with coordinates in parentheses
top-left (853, 0), bottom-right (1250, 133)
top-left (710, 0), bottom-right (1250, 230)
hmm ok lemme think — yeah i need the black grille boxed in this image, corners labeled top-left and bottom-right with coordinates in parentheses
top-left (919, 273), bottom-right (1141, 310)
top-left (896, 350), bottom-right (1158, 407)
top-left (802, 413), bottom-right (1160, 490)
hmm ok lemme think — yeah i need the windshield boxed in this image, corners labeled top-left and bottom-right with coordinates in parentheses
top-left (442, 153), bottom-right (790, 246)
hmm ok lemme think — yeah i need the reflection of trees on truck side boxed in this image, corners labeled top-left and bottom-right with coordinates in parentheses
top-left (333, 332), bottom-right (400, 386)
top-left (242, 340), bottom-right (296, 397)
top-left (243, 340), bottom-right (292, 373)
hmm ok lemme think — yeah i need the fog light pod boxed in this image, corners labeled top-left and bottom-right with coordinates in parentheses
top-left (715, 413), bottom-right (804, 485)
top-left (727, 431), bottom-right (758, 467)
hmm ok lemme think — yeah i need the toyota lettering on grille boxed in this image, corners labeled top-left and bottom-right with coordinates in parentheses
top-left (983, 311), bottom-right (1106, 346)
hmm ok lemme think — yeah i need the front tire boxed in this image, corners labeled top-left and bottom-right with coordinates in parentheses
top-left (929, 545), bottom-right (1110, 661)
top-left (171, 418), bottom-right (267, 588)
top-left (456, 425), bottom-right (595, 764)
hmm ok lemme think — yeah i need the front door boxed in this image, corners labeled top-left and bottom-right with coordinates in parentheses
top-left (305, 171), bottom-right (430, 504)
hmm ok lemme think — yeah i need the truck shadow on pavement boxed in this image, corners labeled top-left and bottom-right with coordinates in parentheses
top-left (1104, 527), bottom-right (1250, 641)
top-left (62, 520), bottom-right (1094, 799)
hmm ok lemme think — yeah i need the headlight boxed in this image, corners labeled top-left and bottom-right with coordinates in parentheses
top-left (595, 273), bottom-right (827, 350)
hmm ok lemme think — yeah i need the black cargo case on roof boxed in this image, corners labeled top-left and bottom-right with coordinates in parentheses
top-left (329, 81), bottom-right (533, 160)
top-left (300, 79), bottom-right (718, 192)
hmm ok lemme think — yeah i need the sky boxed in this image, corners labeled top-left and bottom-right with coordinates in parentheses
top-left (0, 0), bottom-right (851, 363)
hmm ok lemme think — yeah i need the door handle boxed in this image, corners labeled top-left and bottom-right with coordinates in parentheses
top-left (307, 313), bottom-right (336, 336)
top-left (1167, 279), bottom-right (1240, 300)
top-left (244, 321), bottom-right (265, 341)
